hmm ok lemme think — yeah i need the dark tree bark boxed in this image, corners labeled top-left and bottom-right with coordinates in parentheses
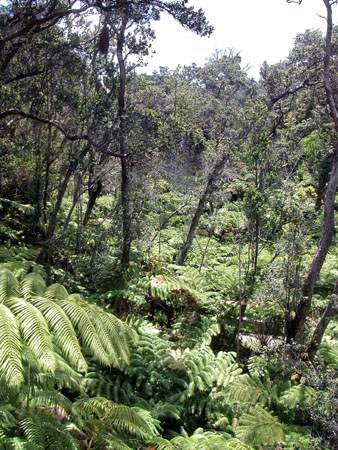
top-left (287, 0), bottom-right (338, 343)
top-left (83, 154), bottom-right (105, 227)
top-left (35, 142), bottom-right (90, 263)
top-left (82, 179), bottom-right (103, 227)
top-left (287, 149), bottom-right (338, 342)
top-left (315, 151), bottom-right (334, 211)
top-left (307, 278), bottom-right (338, 361)
top-left (178, 152), bottom-right (229, 265)
top-left (114, 10), bottom-right (131, 267)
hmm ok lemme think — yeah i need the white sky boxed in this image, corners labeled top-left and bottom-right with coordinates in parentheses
top-left (139, 0), bottom-right (333, 79)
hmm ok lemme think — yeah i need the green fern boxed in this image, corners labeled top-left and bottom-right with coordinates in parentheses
top-left (0, 267), bottom-right (135, 386)
top-left (73, 397), bottom-right (152, 440)
top-left (279, 383), bottom-right (317, 409)
top-left (235, 405), bottom-right (285, 446)
top-left (227, 374), bottom-right (276, 407)
top-left (316, 342), bottom-right (338, 368)
top-left (0, 304), bottom-right (23, 386)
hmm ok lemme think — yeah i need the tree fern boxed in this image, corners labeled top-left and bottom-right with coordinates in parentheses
top-left (0, 268), bottom-right (19, 302)
top-left (0, 304), bottom-right (23, 386)
top-left (169, 428), bottom-right (248, 450)
top-left (279, 383), bottom-right (317, 409)
top-left (45, 283), bottom-right (69, 301)
top-left (316, 342), bottom-right (338, 368)
top-left (235, 405), bottom-right (285, 447)
top-left (21, 273), bottom-right (46, 299)
top-left (7, 297), bottom-right (56, 373)
top-left (29, 296), bottom-right (87, 373)
top-left (281, 428), bottom-right (313, 450)
top-left (0, 267), bottom-right (135, 386)
top-left (227, 374), bottom-right (276, 407)
top-left (20, 413), bottom-right (79, 450)
top-left (73, 397), bottom-right (152, 441)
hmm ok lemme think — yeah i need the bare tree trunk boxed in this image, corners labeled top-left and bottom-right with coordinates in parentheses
top-left (35, 142), bottom-right (90, 263)
top-left (115, 12), bottom-right (130, 267)
top-left (287, 0), bottom-right (338, 343)
top-left (83, 179), bottom-right (103, 227)
top-left (83, 153), bottom-right (105, 227)
top-left (287, 151), bottom-right (338, 342)
top-left (178, 152), bottom-right (229, 265)
top-left (307, 278), bottom-right (338, 361)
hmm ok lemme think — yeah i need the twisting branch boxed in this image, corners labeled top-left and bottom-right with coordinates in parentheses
top-left (0, 108), bottom-right (90, 141)
top-left (0, 4), bottom-right (91, 46)
top-left (0, 108), bottom-right (127, 158)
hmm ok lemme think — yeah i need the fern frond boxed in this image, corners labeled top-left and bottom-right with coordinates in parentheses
top-left (131, 407), bottom-right (161, 435)
top-left (223, 438), bottom-right (255, 450)
top-left (0, 268), bottom-right (19, 303)
top-left (0, 304), bottom-right (23, 386)
top-left (280, 384), bottom-right (317, 409)
top-left (20, 413), bottom-right (79, 450)
top-left (170, 428), bottom-right (231, 449)
top-left (147, 436), bottom-right (175, 450)
top-left (21, 273), bottom-right (46, 299)
top-left (20, 415), bottom-right (46, 449)
top-left (97, 432), bottom-right (134, 450)
top-left (30, 296), bottom-right (87, 373)
top-left (74, 397), bottom-right (152, 439)
top-left (228, 374), bottom-right (272, 406)
top-left (83, 304), bottom-right (131, 367)
top-left (29, 389), bottom-right (73, 415)
top-left (6, 297), bottom-right (56, 373)
top-left (281, 428), bottom-right (312, 450)
top-left (0, 261), bottom-right (30, 281)
top-left (316, 342), bottom-right (338, 368)
top-left (45, 283), bottom-right (69, 300)
top-left (57, 298), bottom-right (111, 367)
top-left (235, 405), bottom-right (285, 446)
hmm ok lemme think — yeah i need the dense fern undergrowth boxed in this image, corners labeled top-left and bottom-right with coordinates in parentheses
top-left (1, 196), bottom-right (338, 450)
top-left (1, 3), bottom-right (338, 446)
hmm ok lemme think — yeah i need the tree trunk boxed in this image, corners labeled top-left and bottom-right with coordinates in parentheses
top-left (83, 179), bottom-right (103, 227)
top-left (287, 151), bottom-right (338, 342)
top-left (287, 0), bottom-right (338, 343)
top-left (307, 278), bottom-right (338, 361)
top-left (35, 142), bottom-right (90, 263)
top-left (115, 13), bottom-right (130, 267)
top-left (178, 152), bottom-right (229, 265)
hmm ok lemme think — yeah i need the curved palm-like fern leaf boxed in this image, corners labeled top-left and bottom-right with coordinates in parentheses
top-left (73, 397), bottom-right (152, 440)
top-left (279, 383), bottom-right (317, 409)
top-left (227, 374), bottom-right (274, 406)
top-left (57, 298), bottom-right (112, 367)
top-left (29, 296), bottom-right (87, 373)
top-left (0, 304), bottom-right (23, 386)
top-left (222, 438), bottom-right (255, 450)
top-left (0, 268), bottom-right (19, 303)
top-left (96, 432), bottom-right (135, 450)
top-left (21, 273), bottom-right (46, 299)
top-left (20, 413), bottom-right (79, 450)
top-left (45, 283), bottom-right (69, 300)
top-left (146, 436), bottom-right (175, 450)
top-left (6, 297), bottom-right (56, 373)
top-left (0, 268), bottom-right (135, 386)
top-left (235, 405), bottom-right (285, 446)
top-left (316, 342), bottom-right (338, 368)
top-left (170, 428), bottom-right (238, 449)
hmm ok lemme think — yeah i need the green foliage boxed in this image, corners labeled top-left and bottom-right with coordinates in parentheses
top-left (280, 383), bottom-right (317, 409)
top-left (235, 405), bottom-right (285, 447)
top-left (0, 267), bottom-right (135, 386)
top-left (316, 342), bottom-right (338, 368)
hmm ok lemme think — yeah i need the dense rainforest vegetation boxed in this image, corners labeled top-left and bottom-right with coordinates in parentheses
top-left (0, 0), bottom-right (338, 448)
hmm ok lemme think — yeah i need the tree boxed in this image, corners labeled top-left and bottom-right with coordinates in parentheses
top-left (287, 0), bottom-right (338, 345)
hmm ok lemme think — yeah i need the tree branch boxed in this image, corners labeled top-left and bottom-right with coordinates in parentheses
top-left (0, 108), bottom-right (128, 158)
